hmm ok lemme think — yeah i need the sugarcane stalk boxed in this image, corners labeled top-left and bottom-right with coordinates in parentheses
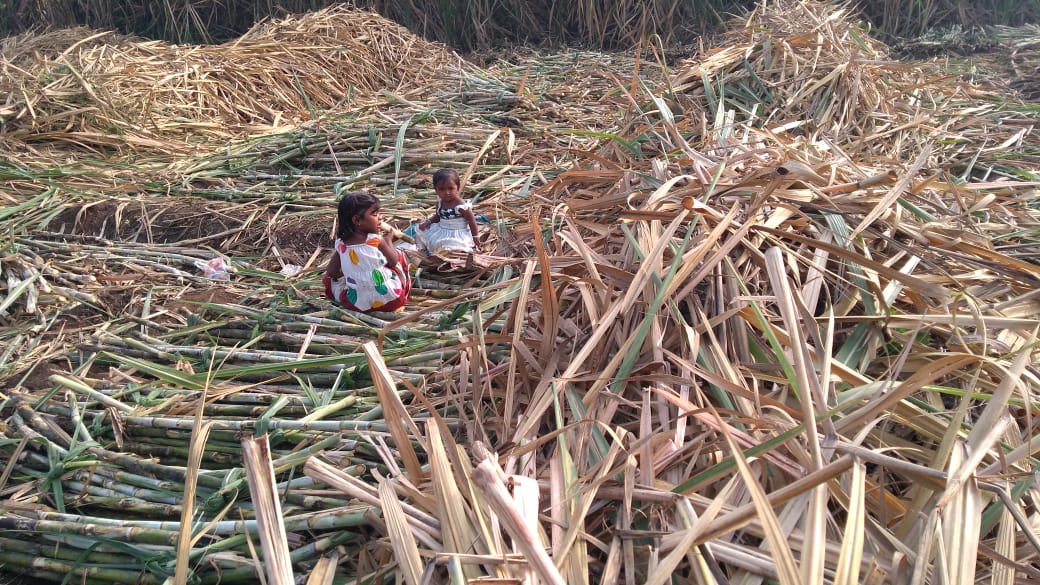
top-left (299, 394), bottom-right (358, 421)
top-left (10, 399), bottom-right (227, 487)
top-left (242, 434), bottom-right (295, 585)
top-left (128, 434), bottom-right (246, 455)
top-left (20, 504), bottom-right (376, 537)
top-left (122, 441), bottom-right (240, 466)
top-left (60, 494), bottom-right (183, 516)
top-left (52, 374), bottom-right (133, 413)
top-left (62, 479), bottom-right (183, 505)
top-left (303, 458), bottom-right (440, 534)
top-left (196, 530), bottom-right (358, 585)
top-left (119, 414), bottom-right (391, 433)
top-left (472, 458), bottom-right (565, 585)
top-left (19, 264), bottom-right (39, 314)
top-left (48, 282), bottom-right (101, 305)
top-left (282, 489), bottom-right (354, 510)
top-left (9, 408), bottom-right (73, 453)
top-left (0, 551), bottom-right (159, 585)
top-left (0, 515), bottom-right (180, 546)
top-left (0, 534), bottom-right (149, 565)
top-left (385, 348), bottom-right (460, 366)
top-left (23, 451), bottom-right (189, 494)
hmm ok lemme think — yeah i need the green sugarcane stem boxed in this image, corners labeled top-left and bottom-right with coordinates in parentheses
top-left (52, 375), bottom-right (133, 413)
top-left (65, 391), bottom-right (98, 449)
top-left (122, 441), bottom-right (240, 467)
top-left (200, 315), bottom-right (381, 336)
top-left (283, 528), bottom-right (359, 561)
top-left (63, 479), bottom-right (183, 505)
top-left (221, 306), bottom-right (386, 331)
top-left (109, 383), bottom-right (380, 404)
top-left (386, 349), bottom-right (460, 366)
top-left (36, 452), bottom-right (190, 494)
top-left (19, 238), bottom-right (220, 267)
top-left (21, 503), bottom-right (378, 537)
top-left (134, 435), bottom-right (246, 455)
top-left (222, 390), bottom-right (379, 407)
top-left (0, 549), bottom-right (166, 584)
top-left (83, 443), bottom-right (225, 490)
top-left (196, 526), bottom-right (361, 584)
top-left (283, 493), bottom-right (352, 509)
top-left (299, 394), bottom-right (357, 422)
top-left (153, 344), bottom-right (326, 363)
top-left (0, 566), bottom-right (110, 585)
top-left (212, 323), bottom-right (383, 344)
top-left (18, 451), bottom-right (196, 501)
top-left (0, 516), bottom-right (179, 546)
top-left (123, 425), bottom-right (241, 442)
top-left (271, 434), bottom-right (351, 470)
top-left (0, 535), bottom-right (147, 567)
top-left (10, 401), bottom-right (74, 451)
top-left (120, 415), bottom-right (391, 433)
top-left (24, 510), bottom-right (185, 532)
top-left (61, 494), bottom-right (183, 517)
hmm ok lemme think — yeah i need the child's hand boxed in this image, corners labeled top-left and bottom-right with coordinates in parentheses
top-left (419, 220), bottom-right (431, 230)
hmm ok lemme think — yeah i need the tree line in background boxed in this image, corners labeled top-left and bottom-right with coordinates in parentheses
top-left (1, 0), bottom-right (1038, 50)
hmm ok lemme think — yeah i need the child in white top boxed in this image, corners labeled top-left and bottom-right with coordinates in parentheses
top-left (416, 169), bottom-right (480, 255)
top-left (323, 192), bottom-right (411, 312)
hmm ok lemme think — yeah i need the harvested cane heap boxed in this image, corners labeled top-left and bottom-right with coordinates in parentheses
top-left (1, 1), bottom-right (1040, 584)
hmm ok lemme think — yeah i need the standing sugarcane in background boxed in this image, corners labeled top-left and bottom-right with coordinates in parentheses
top-left (323, 192), bottom-right (412, 313)
top-left (416, 168), bottom-right (481, 255)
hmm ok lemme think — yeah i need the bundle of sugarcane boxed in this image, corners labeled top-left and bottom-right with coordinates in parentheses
top-left (0, 274), bottom-right (505, 583)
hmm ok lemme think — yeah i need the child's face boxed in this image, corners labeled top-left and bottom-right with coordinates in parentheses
top-left (434, 179), bottom-right (460, 203)
top-left (353, 204), bottom-right (382, 234)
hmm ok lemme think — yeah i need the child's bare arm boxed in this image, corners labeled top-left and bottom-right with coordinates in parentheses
top-left (461, 207), bottom-right (480, 249)
top-left (377, 233), bottom-right (399, 268)
top-left (419, 214), bottom-right (440, 230)
top-left (324, 250), bottom-right (343, 278)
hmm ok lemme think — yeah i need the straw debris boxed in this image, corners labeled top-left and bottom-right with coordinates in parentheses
top-left (1, 1), bottom-right (1039, 584)
top-left (0, 5), bottom-right (462, 152)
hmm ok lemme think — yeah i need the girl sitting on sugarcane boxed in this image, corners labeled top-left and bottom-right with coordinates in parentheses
top-left (323, 192), bottom-right (411, 313)
top-left (416, 168), bottom-right (481, 255)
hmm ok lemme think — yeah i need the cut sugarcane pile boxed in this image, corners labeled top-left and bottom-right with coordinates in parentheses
top-left (2, 1), bottom-right (1040, 584)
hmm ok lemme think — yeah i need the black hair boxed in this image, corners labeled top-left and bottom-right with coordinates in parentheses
top-left (336, 192), bottom-right (380, 240)
top-left (432, 168), bottom-right (460, 189)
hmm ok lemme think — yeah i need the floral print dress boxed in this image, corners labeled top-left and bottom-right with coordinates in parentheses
top-left (324, 234), bottom-right (410, 312)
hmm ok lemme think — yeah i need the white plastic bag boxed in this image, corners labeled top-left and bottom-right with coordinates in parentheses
top-left (279, 264), bottom-right (302, 277)
top-left (195, 257), bottom-right (230, 281)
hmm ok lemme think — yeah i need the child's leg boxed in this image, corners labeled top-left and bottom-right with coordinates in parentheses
top-left (322, 274), bottom-right (363, 312)
top-left (377, 252), bottom-right (412, 312)
top-left (396, 251), bottom-right (412, 297)
top-left (322, 274), bottom-right (337, 301)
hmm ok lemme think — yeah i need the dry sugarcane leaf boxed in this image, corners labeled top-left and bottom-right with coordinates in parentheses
top-left (378, 479), bottom-right (425, 585)
top-left (362, 341), bottom-right (425, 483)
top-left (241, 434), bottom-right (295, 585)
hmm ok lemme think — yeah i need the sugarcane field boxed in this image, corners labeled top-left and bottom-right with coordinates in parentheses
top-left (1, 0), bottom-right (1040, 583)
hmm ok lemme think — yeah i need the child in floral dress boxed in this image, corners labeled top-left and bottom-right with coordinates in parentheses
top-left (323, 192), bottom-right (411, 312)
